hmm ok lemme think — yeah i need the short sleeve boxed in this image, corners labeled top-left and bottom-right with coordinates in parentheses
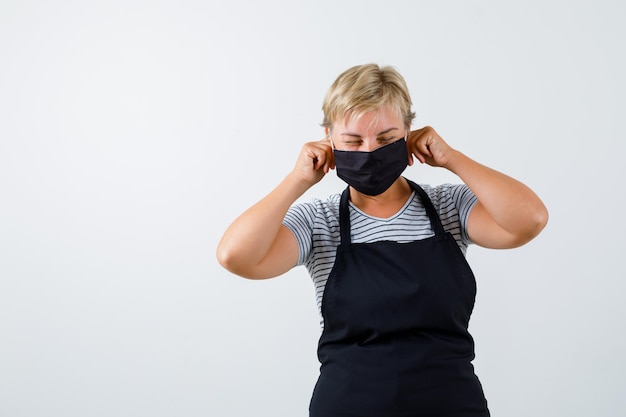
top-left (445, 183), bottom-right (478, 245)
top-left (283, 203), bottom-right (316, 266)
top-left (282, 194), bottom-right (341, 266)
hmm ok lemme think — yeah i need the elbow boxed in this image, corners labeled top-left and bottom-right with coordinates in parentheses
top-left (215, 244), bottom-right (231, 271)
top-left (506, 204), bottom-right (549, 248)
top-left (531, 202), bottom-right (549, 236)
top-left (216, 242), bottom-right (263, 279)
top-left (519, 204), bottom-right (549, 245)
top-left (537, 205), bottom-right (549, 231)
top-left (216, 243), bottom-right (245, 277)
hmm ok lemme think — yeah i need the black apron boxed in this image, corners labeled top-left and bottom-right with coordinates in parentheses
top-left (309, 180), bottom-right (490, 417)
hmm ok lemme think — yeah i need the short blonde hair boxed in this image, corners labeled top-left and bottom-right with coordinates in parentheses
top-left (321, 63), bottom-right (415, 130)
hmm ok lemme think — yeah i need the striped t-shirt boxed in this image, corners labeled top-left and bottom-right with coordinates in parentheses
top-left (282, 182), bottom-right (478, 329)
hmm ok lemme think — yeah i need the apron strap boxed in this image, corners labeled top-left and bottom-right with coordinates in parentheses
top-left (339, 185), bottom-right (352, 248)
top-left (405, 179), bottom-right (447, 237)
top-left (338, 178), bottom-right (447, 247)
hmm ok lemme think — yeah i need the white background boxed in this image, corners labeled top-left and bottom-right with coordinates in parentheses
top-left (1, 1), bottom-right (624, 416)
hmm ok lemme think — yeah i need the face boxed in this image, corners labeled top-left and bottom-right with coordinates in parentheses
top-left (330, 106), bottom-right (406, 152)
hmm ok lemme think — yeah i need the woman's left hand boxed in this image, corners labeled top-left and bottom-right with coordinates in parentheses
top-left (407, 126), bottom-right (455, 168)
top-left (407, 126), bottom-right (549, 249)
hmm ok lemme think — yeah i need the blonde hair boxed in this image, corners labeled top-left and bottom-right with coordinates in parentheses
top-left (321, 64), bottom-right (415, 131)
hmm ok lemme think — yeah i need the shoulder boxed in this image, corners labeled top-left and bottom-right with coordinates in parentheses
top-left (419, 183), bottom-right (474, 206)
top-left (283, 193), bottom-right (342, 243)
top-left (286, 193), bottom-right (341, 225)
top-left (416, 183), bottom-right (476, 215)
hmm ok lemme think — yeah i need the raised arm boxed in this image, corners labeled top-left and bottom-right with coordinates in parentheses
top-left (216, 138), bottom-right (334, 279)
top-left (407, 127), bottom-right (548, 249)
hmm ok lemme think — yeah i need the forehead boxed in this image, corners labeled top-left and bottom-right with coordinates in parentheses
top-left (334, 106), bottom-right (403, 134)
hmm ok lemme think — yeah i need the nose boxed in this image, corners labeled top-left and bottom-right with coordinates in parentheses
top-left (360, 139), bottom-right (377, 152)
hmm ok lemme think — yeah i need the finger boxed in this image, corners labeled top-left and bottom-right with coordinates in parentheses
top-left (311, 150), bottom-right (324, 170)
top-left (417, 137), bottom-right (433, 158)
top-left (407, 141), bottom-right (426, 164)
top-left (314, 141), bottom-right (334, 171)
top-left (313, 147), bottom-right (332, 172)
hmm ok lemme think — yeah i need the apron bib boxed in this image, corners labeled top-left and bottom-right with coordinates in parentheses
top-left (309, 180), bottom-right (490, 417)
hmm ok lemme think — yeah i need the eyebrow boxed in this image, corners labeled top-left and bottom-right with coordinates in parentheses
top-left (340, 127), bottom-right (399, 138)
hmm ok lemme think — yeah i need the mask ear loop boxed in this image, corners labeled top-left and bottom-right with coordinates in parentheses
top-left (326, 128), bottom-right (335, 150)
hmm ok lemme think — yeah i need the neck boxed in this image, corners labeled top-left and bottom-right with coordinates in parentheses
top-left (349, 177), bottom-right (413, 218)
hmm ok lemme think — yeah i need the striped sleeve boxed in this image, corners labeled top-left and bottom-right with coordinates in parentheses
top-left (282, 194), bottom-right (341, 266)
top-left (453, 184), bottom-right (478, 245)
top-left (427, 183), bottom-right (478, 246)
top-left (283, 202), bottom-right (316, 266)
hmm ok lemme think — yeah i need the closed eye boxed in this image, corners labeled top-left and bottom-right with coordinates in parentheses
top-left (378, 136), bottom-right (401, 144)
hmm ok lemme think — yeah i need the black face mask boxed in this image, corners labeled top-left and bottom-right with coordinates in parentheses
top-left (333, 138), bottom-right (408, 196)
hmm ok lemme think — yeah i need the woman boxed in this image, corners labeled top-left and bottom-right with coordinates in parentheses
top-left (216, 64), bottom-right (548, 417)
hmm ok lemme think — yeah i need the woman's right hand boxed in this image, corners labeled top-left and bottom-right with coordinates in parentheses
top-left (217, 137), bottom-right (334, 279)
top-left (290, 138), bottom-right (334, 187)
